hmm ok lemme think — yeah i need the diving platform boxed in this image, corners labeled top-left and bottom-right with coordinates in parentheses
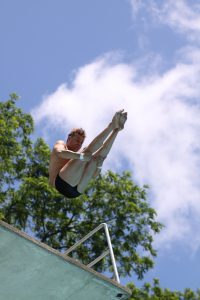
top-left (0, 220), bottom-right (131, 300)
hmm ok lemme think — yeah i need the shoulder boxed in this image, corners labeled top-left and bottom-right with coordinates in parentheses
top-left (55, 140), bottom-right (65, 145)
top-left (53, 140), bottom-right (66, 151)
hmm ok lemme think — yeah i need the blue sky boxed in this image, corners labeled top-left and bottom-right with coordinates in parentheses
top-left (1, 0), bottom-right (200, 292)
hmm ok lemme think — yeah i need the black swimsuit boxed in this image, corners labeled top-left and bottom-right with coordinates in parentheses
top-left (55, 174), bottom-right (81, 198)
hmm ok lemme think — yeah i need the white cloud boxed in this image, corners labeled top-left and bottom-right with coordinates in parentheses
top-left (129, 0), bottom-right (200, 42)
top-left (32, 49), bottom-right (200, 251)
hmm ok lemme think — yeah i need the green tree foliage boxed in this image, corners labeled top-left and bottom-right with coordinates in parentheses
top-left (128, 279), bottom-right (200, 300)
top-left (1, 95), bottom-right (199, 297)
top-left (0, 94), bottom-right (163, 280)
top-left (0, 93), bottom-right (33, 213)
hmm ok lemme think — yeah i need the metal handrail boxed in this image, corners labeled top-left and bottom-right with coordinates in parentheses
top-left (87, 249), bottom-right (109, 268)
top-left (64, 223), bottom-right (120, 283)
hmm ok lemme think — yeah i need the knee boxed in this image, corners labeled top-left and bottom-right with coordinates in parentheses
top-left (92, 154), bottom-right (106, 167)
top-left (82, 148), bottom-right (92, 155)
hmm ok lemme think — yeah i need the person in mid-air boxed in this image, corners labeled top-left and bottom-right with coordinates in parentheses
top-left (49, 109), bottom-right (127, 198)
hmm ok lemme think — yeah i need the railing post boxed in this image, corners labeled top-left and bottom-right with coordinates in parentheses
top-left (64, 223), bottom-right (120, 283)
top-left (102, 223), bottom-right (120, 283)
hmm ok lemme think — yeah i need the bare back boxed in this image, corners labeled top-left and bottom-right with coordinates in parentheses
top-left (49, 141), bottom-right (70, 187)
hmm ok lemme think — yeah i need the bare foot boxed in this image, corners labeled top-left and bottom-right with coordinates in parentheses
top-left (118, 112), bottom-right (127, 130)
top-left (111, 109), bottom-right (124, 129)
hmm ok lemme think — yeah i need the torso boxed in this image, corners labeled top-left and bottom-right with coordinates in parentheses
top-left (49, 141), bottom-right (70, 187)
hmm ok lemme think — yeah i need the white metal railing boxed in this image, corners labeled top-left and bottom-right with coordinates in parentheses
top-left (64, 223), bottom-right (120, 283)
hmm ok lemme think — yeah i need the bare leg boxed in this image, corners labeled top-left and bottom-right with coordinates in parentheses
top-left (59, 110), bottom-right (124, 186)
top-left (84, 109), bottom-right (124, 153)
top-left (77, 129), bottom-right (120, 193)
top-left (78, 112), bottom-right (128, 188)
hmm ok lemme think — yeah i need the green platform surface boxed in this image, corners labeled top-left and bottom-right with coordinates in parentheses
top-left (0, 221), bottom-right (131, 300)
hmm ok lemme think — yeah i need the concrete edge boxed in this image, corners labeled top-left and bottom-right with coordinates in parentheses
top-left (0, 220), bottom-right (131, 296)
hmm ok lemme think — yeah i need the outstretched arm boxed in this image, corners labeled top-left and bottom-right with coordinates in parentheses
top-left (54, 141), bottom-right (91, 161)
